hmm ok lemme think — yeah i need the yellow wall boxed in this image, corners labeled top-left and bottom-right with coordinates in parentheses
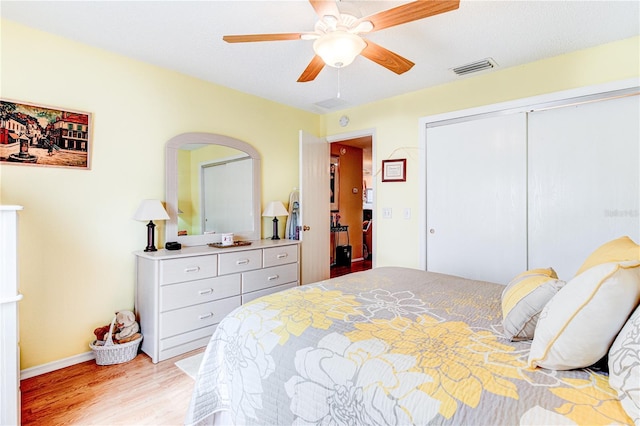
top-left (1, 16), bottom-right (637, 370)
top-left (0, 20), bottom-right (318, 369)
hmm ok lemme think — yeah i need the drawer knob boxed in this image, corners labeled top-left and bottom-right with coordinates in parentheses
top-left (198, 312), bottom-right (214, 320)
top-left (276, 253), bottom-right (288, 259)
top-left (184, 266), bottom-right (201, 273)
top-left (267, 275), bottom-right (280, 281)
top-left (236, 259), bottom-right (250, 265)
top-left (198, 288), bottom-right (214, 296)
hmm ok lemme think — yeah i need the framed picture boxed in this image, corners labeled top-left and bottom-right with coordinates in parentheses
top-left (330, 155), bottom-right (339, 211)
top-left (382, 159), bottom-right (406, 182)
top-left (0, 99), bottom-right (91, 169)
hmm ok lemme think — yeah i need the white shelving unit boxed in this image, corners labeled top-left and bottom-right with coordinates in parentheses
top-left (0, 205), bottom-right (23, 426)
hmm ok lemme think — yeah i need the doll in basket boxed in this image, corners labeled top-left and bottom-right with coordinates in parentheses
top-left (93, 310), bottom-right (141, 344)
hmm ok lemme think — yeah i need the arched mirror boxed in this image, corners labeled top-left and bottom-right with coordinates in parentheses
top-left (166, 132), bottom-right (261, 246)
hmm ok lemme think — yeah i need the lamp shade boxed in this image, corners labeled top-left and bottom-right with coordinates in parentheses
top-left (262, 201), bottom-right (289, 217)
top-left (133, 199), bottom-right (170, 221)
top-left (313, 31), bottom-right (366, 68)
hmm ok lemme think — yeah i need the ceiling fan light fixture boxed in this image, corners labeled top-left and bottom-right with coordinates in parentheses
top-left (313, 31), bottom-right (366, 68)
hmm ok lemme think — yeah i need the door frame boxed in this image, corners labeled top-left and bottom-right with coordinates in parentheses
top-left (327, 128), bottom-right (377, 267)
top-left (418, 78), bottom-right (639, 270)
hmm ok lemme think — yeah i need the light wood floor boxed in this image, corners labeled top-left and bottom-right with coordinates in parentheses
top-left (20, 348), bottom-right (205, 425)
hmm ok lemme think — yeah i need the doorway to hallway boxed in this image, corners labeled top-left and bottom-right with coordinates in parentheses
top-left (328, 134), bottom-right (373, 278)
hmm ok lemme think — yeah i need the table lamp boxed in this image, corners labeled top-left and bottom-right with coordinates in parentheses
top-left (262, 201), bottom-right (289, 240)
top-left (133, 199), bottom-right (170, 251)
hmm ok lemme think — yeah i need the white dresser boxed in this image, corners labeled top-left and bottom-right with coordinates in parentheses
top-left (0, 205), bottom-right (23, 426)
top-left (135, 239), bottom-right (300, 363)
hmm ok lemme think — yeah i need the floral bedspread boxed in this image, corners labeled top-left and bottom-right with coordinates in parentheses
top-left (185, 267), bottom-right (631, 425)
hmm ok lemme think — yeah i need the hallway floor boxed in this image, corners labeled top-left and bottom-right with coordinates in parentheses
top-left (330, 259), bottom-right (372, 278)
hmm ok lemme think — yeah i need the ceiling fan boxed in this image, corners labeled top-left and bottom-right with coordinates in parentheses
top-left (223, 0), bottom-right (460, 82)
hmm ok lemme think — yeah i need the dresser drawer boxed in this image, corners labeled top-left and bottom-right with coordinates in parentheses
top-left (160, 255), bottom-right (217, 285)
top-left (263, 244), bottom-right (298, 267)
top-left (242, 282), bottom-right (298, 304)
top-left (218, 250), bottom-right (262, 275)
top-left (160, 275), bottom-right (241, 312)
top-left (159, 324), bottom-right (217, 361)
top-left (242, 263), bottom-right (298, 293)
top-left (159, 296), bottom-right (241, 339)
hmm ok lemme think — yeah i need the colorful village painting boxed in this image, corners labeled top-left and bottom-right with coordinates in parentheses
top-left (0, 100), bottom-right (91, 169)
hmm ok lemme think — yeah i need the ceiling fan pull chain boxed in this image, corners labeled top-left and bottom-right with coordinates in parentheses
top-left (337, 68), bottom-right (341, 99)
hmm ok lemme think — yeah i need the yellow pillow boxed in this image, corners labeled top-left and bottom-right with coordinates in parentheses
top-left (575, 236), bottom-right (640, 276)
top-left (501, 268), bottom-right (565, 341)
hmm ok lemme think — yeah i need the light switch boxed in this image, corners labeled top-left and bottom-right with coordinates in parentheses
top-left (403, 208), bottom-right (411, 219)
top-left (382, 208), bottom-right (392, 219)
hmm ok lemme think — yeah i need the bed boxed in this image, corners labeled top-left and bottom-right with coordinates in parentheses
top-left (184, 262), bottom-right (639, 425)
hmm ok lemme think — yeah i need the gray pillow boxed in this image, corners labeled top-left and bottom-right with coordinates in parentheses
top-left (501, 268), bottom-right (565, 341)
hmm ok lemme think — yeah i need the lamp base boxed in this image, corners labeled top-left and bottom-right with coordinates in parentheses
top-left (144, 220), bottom-right (158, 251)
top-left (271, 217), bottom-right (280, 240)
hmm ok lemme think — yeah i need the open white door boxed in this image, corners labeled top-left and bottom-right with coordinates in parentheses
top-left (299, 130), bottom-right (330, 284)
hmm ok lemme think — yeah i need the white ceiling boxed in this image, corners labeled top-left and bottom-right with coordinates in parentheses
top-left (2, 1), bottom-right (639, 113)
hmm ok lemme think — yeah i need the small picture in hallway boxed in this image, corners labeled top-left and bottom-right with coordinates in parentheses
top-left (0, 99), bottom-right (91, 169)
top-left (382, 158), bottom-right (406, 182)
top-left (330, 155), bottom-right (339, 211)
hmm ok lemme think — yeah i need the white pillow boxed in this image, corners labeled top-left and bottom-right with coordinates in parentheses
top-left (609, 304), bottom-right (640, 425)
top-left (501, 268), bottom-right (565, 341)
top-left (528, 260), bottom-right (640, 370)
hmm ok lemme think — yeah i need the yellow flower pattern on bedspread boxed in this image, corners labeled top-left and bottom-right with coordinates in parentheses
top-left (247, 287), bottom-right (361, 344)
top-left (551, 373), bottom-right (632, 424)
top-left (185, 267), bottom-right (633, 426)
top-left (347, 317), bottom-right (522, 419)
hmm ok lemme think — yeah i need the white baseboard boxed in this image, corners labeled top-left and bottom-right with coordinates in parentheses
top-left (20, 351), bottom-right (95, 380)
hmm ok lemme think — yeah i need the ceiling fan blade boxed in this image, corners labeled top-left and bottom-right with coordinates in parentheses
top-left (297, 55), bottom-right (325, 82)
top-left (362, 0), bottom-right (460, 32)
top-left (361, 41), bottom-right (415, 75)
top-left (309, 0), bottom-right (340, 19)
top-left (223, 33), bottom-right (304, 43)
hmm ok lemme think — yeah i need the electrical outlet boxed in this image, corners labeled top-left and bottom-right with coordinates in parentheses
top-left (382, 208), bottom-right (392, 219)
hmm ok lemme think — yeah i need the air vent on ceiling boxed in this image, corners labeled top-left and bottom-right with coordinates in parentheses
top-left (451, 58), bottom-right (498, 76)
top-left (314, 97), bottom-right (351, 110)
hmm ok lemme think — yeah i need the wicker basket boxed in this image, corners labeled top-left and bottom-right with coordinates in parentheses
top-left (89, 316), bottom-right (142, 365)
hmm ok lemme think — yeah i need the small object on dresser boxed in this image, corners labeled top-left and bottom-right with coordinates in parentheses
top-left (221, 233), bottom-right (234, 246)
top-left (166, 241), bottom-right (181, 251)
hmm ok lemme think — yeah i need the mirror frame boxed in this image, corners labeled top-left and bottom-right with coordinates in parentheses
top-left (165, 132), bottom-right (261, 246)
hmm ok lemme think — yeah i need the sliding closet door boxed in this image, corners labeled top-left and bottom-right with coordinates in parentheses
top-left (426, 113), bottom-right (527, 284)
top-left (528, 95), bottom-right (640, 279)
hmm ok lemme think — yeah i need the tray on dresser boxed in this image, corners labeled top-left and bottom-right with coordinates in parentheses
top-left (208, 241), bottom-right (252, 248)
